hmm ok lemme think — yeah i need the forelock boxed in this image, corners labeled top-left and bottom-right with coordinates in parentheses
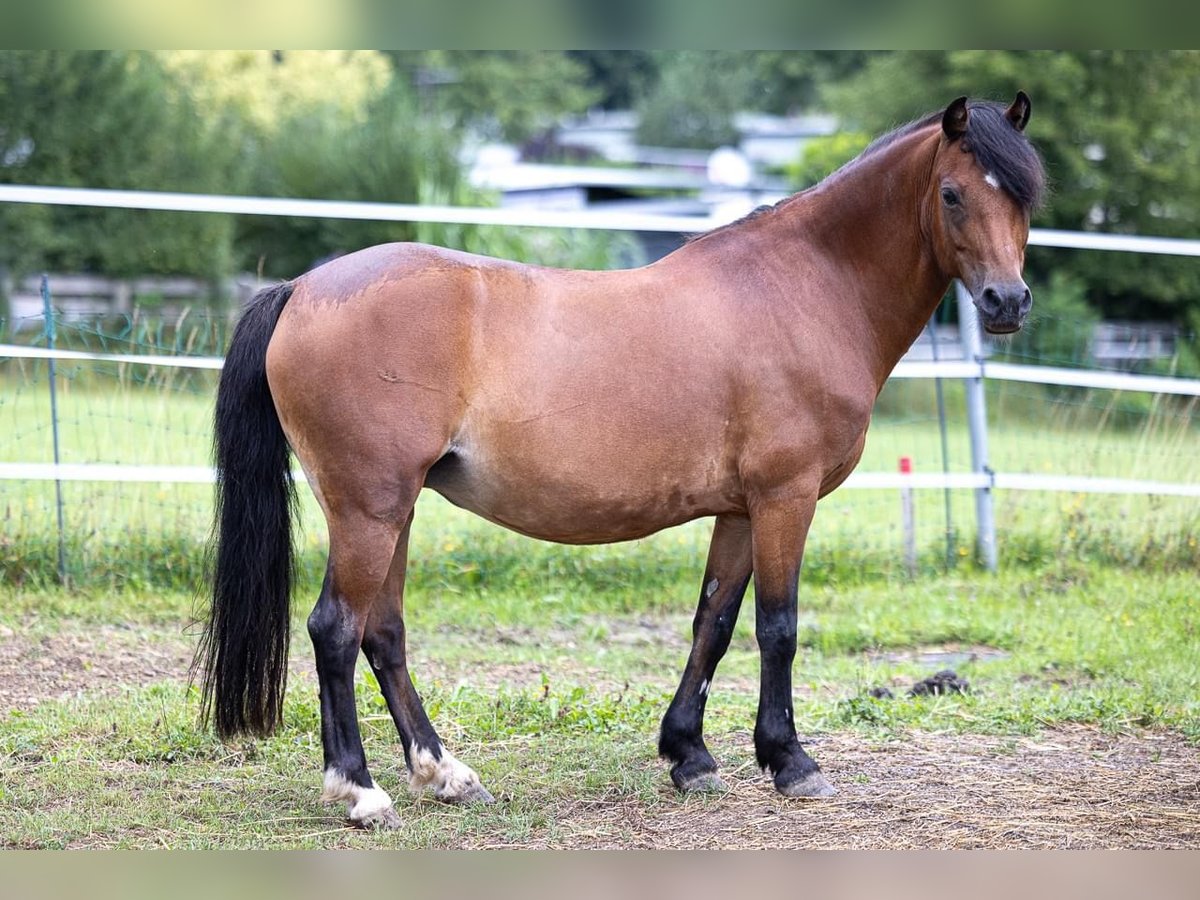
top-left (957, 101), bottom-right (1046, 213)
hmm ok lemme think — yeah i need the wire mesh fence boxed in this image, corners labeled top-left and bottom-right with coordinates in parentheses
top-left (4, 298), bottom-right (1198, 592)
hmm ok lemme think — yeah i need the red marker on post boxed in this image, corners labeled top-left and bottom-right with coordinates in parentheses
top-left (900, 456), bottom-right (916, 577)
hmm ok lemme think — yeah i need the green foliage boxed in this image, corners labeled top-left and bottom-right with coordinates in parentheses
top-left (239, 78), bottom-right (463, 277)
top-left (823, 51), bottom-right (1200, 324)
top-left (0, 52), bottom-right (238, 281)
top-left (786, 131), bottom-right (872, 188)
top-left (567, 51), bottom-right (658, 110)
top-left (392, 51), bottom-right (599, 144)
top-left (635, 52), bottom-right (753, 149)
top-left (747, 51), bottom-right (873, 114)
top-left (0, 51), bottom-right (629, 288)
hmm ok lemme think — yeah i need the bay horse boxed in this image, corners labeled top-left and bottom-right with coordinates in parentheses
top-left (198, 94), bottom-right (1045, 828)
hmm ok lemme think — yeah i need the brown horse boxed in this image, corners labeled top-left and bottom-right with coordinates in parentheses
top-left (198, 94), bottom-right (1045, 827)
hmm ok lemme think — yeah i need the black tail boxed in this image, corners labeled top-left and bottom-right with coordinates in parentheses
top-left (197, 281), bottom-right (297, 738)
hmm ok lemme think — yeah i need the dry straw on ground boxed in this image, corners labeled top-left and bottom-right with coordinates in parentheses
top-left (511, 727), bottom-right (1200, 850)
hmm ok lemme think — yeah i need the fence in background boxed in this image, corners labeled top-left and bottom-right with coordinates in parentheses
top-left (2, 184), bottom-right (1198, 581)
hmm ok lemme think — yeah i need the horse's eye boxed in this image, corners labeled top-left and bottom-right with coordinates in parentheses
top-left (941, 187), bottom-right (960, 208)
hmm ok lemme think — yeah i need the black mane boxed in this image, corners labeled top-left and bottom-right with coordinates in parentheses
top-left (692, 98), bottom-right (1046, 244)
top-left (861, 100), bottom-right (1046, 213)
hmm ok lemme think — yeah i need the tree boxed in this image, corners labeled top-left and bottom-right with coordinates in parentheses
top-left (636, 52), bottom-right (754, 149)
top-left (159, 51), bottom-right (393, 137)
top-left (0, 51), bottom-right (238, 281)
top-left (391, 51), bottom-right (598, 144)
top-left (567, 51), bottom-right (658, 110)
top-left (749, 51), bottom-right (873, 115)
top-left (823, 51), bottom-right (1200, 323)
top-left (786, 131), bottom-right (873, 188)
top-left (237, 76), bottom-right (467, 278)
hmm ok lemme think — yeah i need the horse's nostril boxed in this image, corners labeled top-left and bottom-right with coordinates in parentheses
top-left (980, 287), bottom-right (1002, 314)
top-left (1019, 289), bottom-right (1033, 316)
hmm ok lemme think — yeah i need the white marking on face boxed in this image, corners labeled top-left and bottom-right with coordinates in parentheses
top-left (321, 769), bottom-right (394, 822)
top-left (699, 679), bottom-right (710, 697)
top-left (409, 743), bottom-right (484, 801)
top-left (705, 579), bottom-right (719, 598)
top-left (984, 172), bottom-right (1000, 190)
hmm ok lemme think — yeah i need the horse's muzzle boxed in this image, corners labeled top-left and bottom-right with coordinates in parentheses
top-left (975, 281), bottom-right (1032, 334)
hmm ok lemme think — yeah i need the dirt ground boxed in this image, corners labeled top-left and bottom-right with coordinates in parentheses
top-left (0, 622), bottom-right (194, 710)
top-left (536, 727), bottom-right (1200, 849)
top-left (2, 624), bottom-right (1198, 849)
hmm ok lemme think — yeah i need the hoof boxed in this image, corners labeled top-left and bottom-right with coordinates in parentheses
top-left (409, 743), bottom-right (494, 804)
top-left (776, 770), bottom-right (837, 798)
top-left (438, 782), bottom-right (495, 805)
top-left (675, 771), bottom-right (729, 793)
top-left (353, 804), bottom-right (402, 830)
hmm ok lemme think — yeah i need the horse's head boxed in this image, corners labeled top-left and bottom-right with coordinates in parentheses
top-left (927, 92), bottom-right (1045, 334)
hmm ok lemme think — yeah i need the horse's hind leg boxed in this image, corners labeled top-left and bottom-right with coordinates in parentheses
top-left (658, 514), bottom-right (753, 792)
top-left (309, 508), bottom-right (406, 829)
top-left (362, 511), bottom-right (492, 804)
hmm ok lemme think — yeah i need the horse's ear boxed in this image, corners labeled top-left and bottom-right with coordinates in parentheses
top-left (1006, 90), bottom-right (1031, 132)
top-left (942, 96), bottom-right (969, 140)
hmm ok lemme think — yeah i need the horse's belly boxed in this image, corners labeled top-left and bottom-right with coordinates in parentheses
top-left (423, 442), bottom-right (739, 545)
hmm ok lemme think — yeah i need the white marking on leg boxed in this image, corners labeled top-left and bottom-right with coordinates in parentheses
top-left (409, 743), bottom-right (485, 801)
top-left (705, 578), bottom-right (719, 598)
top-left (699, 678), bottom-right (710, 697)
top-left (321, 769), bottom-right (395, 823)
top-left (984, 172), bottom-right (1000, 190)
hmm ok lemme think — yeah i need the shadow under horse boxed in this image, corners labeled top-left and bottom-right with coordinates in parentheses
top-left (198, 93), bottom-right (1045, 828)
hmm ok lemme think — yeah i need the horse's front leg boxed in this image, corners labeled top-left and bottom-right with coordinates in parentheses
top-left (750, 493), bottom-right (836, 797)
top-left (659, 514), bottom-right (753, 791)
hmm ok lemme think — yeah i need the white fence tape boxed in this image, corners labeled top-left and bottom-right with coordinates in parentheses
top-left (5, 345), bottom-right (1199, 397)
top-left (0, 463), bottom-right (216, 484)
top-left (0, 344), bottom-right (225, 370)
top-left (2, 184), bottom-right (1197, 501)
top-left (0, 184), bottom-right (720, 235)
top-left (3, 347), bottom-right (1198, 494)
top-left (3, 463), bottom-right (1198, 499)
top-left (3, 184), bottom-right (1200, 255)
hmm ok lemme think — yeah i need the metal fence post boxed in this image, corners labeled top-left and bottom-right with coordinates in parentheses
top-left (926, 305), bottom-right (956, 570)
top-left (41, 275), bottom-right (68, 583)
top-left (955, 281), bottom-right (998, 572)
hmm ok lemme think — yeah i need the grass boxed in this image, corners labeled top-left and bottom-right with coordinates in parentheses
top-left (3, 364), bottom-right (1198, 590)
top-left (1, 511), bottom-right (1198, 847)
top-left (1, 348), bottom-right (1198, 846)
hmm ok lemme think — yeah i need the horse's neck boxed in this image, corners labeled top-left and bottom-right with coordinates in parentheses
top-left (758, 128), bottom-right (950, 387)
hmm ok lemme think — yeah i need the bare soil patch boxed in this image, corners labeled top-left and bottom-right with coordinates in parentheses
top-left (0, 623), bottom-right (193, 710)
top-left (4, 619), bottom-right (1198, 849)
top-left (530, 726), bottom-right (1200, 849)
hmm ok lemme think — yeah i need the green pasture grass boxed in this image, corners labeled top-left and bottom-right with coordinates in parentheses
top-left (0, 561), bottom-right (1197, 848)
top-left (2, 361), bottom-right (1197, 591)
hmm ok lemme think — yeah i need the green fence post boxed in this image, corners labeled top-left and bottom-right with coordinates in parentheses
top-left (41, 274), bottom-right (67, 584)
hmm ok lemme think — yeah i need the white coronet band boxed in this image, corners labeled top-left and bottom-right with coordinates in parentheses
top-left (409, 743), bottom-right (483, 800)
top-left (322, 769), bottom-right (394, 821)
